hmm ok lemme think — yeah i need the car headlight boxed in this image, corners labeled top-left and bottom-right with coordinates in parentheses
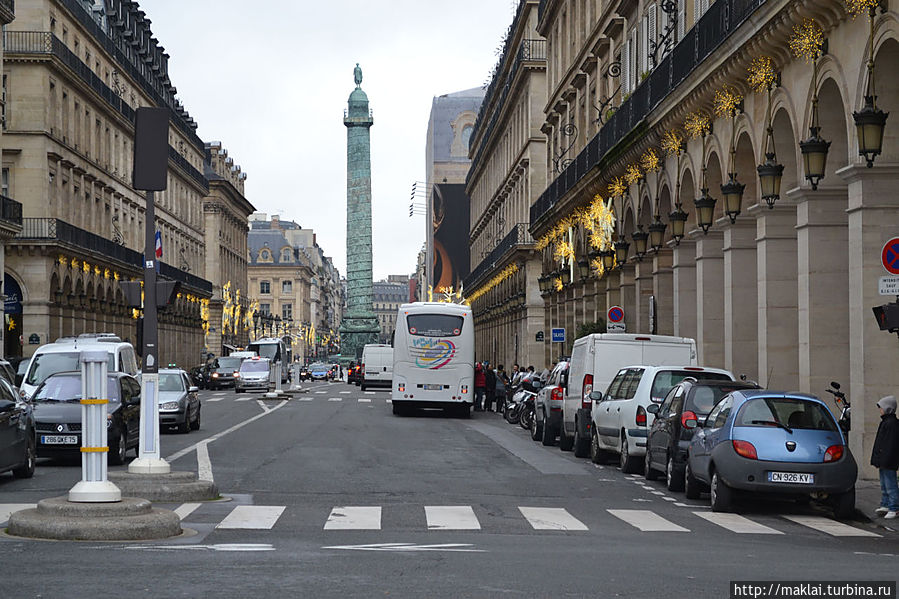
top-left (212, 373), bottom-right (219, 378)
top-left (161, 401), bottom-right (180, 410)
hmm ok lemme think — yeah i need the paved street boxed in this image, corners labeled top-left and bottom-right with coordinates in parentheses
top-left (1, 382), bottom-right (897, 598)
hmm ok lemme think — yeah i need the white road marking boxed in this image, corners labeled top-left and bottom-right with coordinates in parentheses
top-left (340, 391), bottom-right (351, 394)
top-left (650, 491), bottom-right (665, 496)
top-left (165, 401), bottom-right (288, 462)
top-left (693, 512), bottom-right (783, 534)
top-left (662, 497), bottom-right (677, 502)
top-left (365, 391), bottom-right (375, 395)
top-left (0, 504), bottom-right (35, 523)
top-left (216, 506), bottom-right (286, 530)
top-left (298, 398), bottom-right (313, 402)
top-left (322, 543), bottom-right (483, 553)
top-left (173, 503), bottom-right (201, 521)
top-left (126, 543), bottom-right (275, 552)
top-left (782, 515), bottom-right (880, 537)
top-left (315, 391), bottom-right (326, 394)
top-left (608, 509), bottom-right (690, 532)
top-left (328, 398), bottom-right (342, 402)
top-left (425, 506), bottom-right (481, 530)
top-left (358, 398), bottom-right (371, 403)
top-left (324, 507), bottom-right (382, 530)
top-left (197, 441), bottom-right (213, 483)
top-left (519, 507), bottom-right (588, 531)
top-left (235, 396), bottom-right (252, 402)
top-left (206, 397), bottom-right (223, 402)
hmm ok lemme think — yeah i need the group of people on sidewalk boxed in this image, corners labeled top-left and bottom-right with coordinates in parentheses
top-left (873, 394), bottom-right (899, 519)
top-left (472, 362), bottom-right (544, 413)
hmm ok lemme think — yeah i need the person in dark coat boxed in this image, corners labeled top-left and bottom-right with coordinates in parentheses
top-left (484, 361), bottom-right (497, 412)
top-left (473, 363), bottom-right (486, 411)
top-left (871, 395), bottom-right (899, 519)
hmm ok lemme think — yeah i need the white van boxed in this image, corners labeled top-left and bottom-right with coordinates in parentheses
top-left (559, 334), bottom-right (699, 457)
top-left (20, 333), bottom-right (139, 399)
top-left (361, 344), bottom-right (393, 391)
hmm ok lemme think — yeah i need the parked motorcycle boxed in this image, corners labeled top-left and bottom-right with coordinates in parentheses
top-left (504, 380), bottom-right (542, 427)
top-left (826, 381), bottom-right (851, 438)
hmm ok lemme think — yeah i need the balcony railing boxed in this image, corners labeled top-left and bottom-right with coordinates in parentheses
top-left (463, 223), bottom-right (534, 291)
top-left (529, 0), bottom-right (767, 227)
top-left (16, 218), bottom-right (213, 295)
top-left (0, 194), bottom-right (22, 228)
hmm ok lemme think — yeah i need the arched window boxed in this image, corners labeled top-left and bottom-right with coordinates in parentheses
top-left (461, 124), bottom-right (473, 151)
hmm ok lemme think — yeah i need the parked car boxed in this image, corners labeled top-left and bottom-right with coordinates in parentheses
top-left (207, 356), bottom-right (243, 389)
top-left (563, 333), bottom-right (699, 458)
top-left (235, 357), bottom-right (272, 393)
top-left (361, 344), bottom-right (393, 391)
top-left (685, 390), bottom-right (857, 517)
top-left (142, 369), bottom-right (200, 433)
top-left (0, 359), bottom-right (16, 387)
top-left (0, 376), bottom-right (35, 479)
top-left (532, 360), bottom-right (570, 445)
top-left (645, 378), bottom-right (760, 491)
top-left (15, 359), bottom-right (28, 387)
top-left (590, 365), bottom-right (735, 473)
top-left (32, 371), bottom-right (141, 465)
top-left (309, 362), bottom-right (331, 381)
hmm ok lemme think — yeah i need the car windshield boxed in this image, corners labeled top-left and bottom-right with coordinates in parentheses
top-left (407, 314), bottom-right (463, 337)
top-left (26, 352), bottom-right (115, 386)
top-left (34, 375), bottom-right (121, 402)
top-left (736, 397), bottom-right (838, 431)
top-left (650, 370), bottom-right (731, 403)
top-left (216, 357), bottom-right (242, 370)
top-left (240, 361), bottom-right (269, 373)
top-left (310, 363), bottom-right (328, 371)
top-left (157, 374), bottom-right (185, 392)
top-left (687, 385), bottom-right (746, 414)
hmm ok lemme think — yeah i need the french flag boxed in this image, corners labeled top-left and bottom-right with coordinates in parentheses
top-left (155, 231), bottom-right (163, 259)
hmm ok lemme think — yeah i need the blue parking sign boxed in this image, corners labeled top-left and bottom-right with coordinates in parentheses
top-left (551, 328), bottom-right (565, 343)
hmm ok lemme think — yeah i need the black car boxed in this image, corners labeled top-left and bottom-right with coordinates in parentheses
top-left (207, 356), bottom-right (243, 389)
top-left (32, 371), bottom-right (141, 465)
top-left (644, 379), bottom-right (759, 491)
top-left (0, 377), bottom-right (35, 479)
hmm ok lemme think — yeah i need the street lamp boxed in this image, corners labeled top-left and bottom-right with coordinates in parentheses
top-left (853, 3), bottom-right (889, 168)
top-left (600, 249), bottom-right (616, 272)
top-left (799, 39), bottom-right (830, 189)
top-left (614, 239), bottom-right (630, 265)
top-left (560, 267), bottom-right (571, 286)
top-left (721, 174), bottom-right (745, 224)
top-left (631, 225), bottom-right (648, 261)
top-left (694, 187), bottom-right (717, 234)
top-left (252, 310), bottom-right (259, 339)
top-left (577, 257), bottom-right (591, 280)
top-left (648, 217), bottom-right (666, 253)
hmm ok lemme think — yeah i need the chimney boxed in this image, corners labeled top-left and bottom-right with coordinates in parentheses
top-left (271, 215), bottom-right (280, 229)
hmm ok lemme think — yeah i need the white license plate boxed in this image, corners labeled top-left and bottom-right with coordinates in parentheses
top-left (424, 384), bottom-right (443, 391)
top-left (768, 471), bottom-right (814, 484)
top-left (41, 435), bottom-right (78, 444)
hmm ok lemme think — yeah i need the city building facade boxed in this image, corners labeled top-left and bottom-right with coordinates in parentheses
top-left (373, 276), bottom-right (410, 344)
top-left (516, 0), bottom-right (899, 476)
top-left (464, 0), bottom-right (548, 369)
top-left (4, 0), bottom-right (212, 367)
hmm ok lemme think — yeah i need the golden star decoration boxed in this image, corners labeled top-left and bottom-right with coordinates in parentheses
top-left (845, 0), bottom-right (880, 17)
top-left (624, 164), bottom-right (643, 186)
top-left (661, 129), bottom-right (685, 156)
top-left (789, 19), bottom-right (824, 63)
top-left (467, 263), bottom-right (519, 304)
top-left (713, 85), bottom-right (743, 119)
top-left (747, 56), bottom-right (777, 94)
top-left (684, 111), bottom-right (711, 140)
top-left (640, 148), bottom-right (660, 173)
top-left (608, 177), bottom-right (627, 198)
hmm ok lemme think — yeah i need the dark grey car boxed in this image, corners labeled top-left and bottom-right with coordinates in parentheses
top-left (0, 377), bottom-right (35, 479)
top-left (144, 369), bottom-right (200, 433)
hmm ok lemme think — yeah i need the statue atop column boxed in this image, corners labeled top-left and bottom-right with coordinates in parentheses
top-left (354, 63), bottom-right (363, 87)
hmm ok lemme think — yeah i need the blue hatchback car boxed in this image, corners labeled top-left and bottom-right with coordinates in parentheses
top-left (685, 390), bottom-right (857, 518)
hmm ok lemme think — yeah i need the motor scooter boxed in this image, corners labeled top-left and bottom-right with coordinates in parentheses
top-left (826, 381), bottom-right (851, 439)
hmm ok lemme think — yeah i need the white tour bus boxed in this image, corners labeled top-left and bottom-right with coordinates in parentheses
top-left (391, 302), bottom-right (474, 417)
top-left (247, 337), bottom-right (290, 384)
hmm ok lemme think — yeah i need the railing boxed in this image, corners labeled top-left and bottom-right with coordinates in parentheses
top-left (463, 223), bottom-right (534, 291)
top-left (4, 31), bottom-right (209, 193)
top-left (16, 218), bottom-right (213, 294)
top-left (529, 0), bottom-right (767, 227)
top-left (0, 194), bottom-right (22, 227)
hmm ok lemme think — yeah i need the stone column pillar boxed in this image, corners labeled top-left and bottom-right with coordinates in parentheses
top-left (652, 249), bottom-right (674, 335)
top-left (722, 217), bottom-right (758, 379)
top-left (692, 230), bottom-right (725, 367)
top-left (751, 202), bottom-right (799, 390)
top-left (605, 275), bottom-right (621, 323)
top-left (633, 260), bottom-right (653, 333)
top-left (618, 264), bottom-right (636, 333)
top-left (839, 164), bottom-right (899, 478)
top-left (671, 240), bottom-right (697, 339)
top-left (790, 187), bottom-right (850, 396)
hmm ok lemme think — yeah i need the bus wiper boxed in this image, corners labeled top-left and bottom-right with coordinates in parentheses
top-left (751, 419), bottom-right (793, 434)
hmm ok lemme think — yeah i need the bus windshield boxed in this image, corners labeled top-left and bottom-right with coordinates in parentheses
top-left (248, 342), bottom-right (280, 361)
top-left (407, 314), bottom-right (463, 337)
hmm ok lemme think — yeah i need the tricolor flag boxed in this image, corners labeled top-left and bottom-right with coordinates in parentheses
top-left (155, 231), bottom-right (163, 259)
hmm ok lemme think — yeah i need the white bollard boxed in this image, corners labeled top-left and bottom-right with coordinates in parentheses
top-left (69, 350), bottom-right (121, 502)
top-left (129, 370), bottom-right (170, 474)
top-left (265, 362), bottom-right (284, 398)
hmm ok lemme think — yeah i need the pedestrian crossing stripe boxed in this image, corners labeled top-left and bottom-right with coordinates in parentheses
top-left (328, 398), bottom-right (342, 402)
top-left (217, 506), bottom-right (286, 530)
top-left (358, 398), bottom-right (371, 403)
top-left (235, 396), bottom-right (252, 402)
top-left (324, 506), bottom-right (381, 530)
top-left (207, 397), bottom-right (224, 402)
top-left (608, 509), bottom-right (689, 532)
top-left (519, 507), bottom-right (588, 531)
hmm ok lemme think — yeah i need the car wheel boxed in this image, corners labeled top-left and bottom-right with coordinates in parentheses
top-left (361, 384), bottom-right (367, 391)
top-left (666, 455), bottom-right (685, 492)
top-left (619, 435), bottom-right (642, 474)
top-left (710, 469), bottom-right (733, 512)
top-left (559, 426), bottom-right (574, 452)
top-left (190, 406), bottom-right (201, 431)
top-left (590, 429), bottom-right (606, 464)
top-left (530, 410), bottom-right (543, 441)
top-left (574, 420), bottom-right (590, 458)
top-left (831, 486), bottom-right (856, 519)
top-left (109, 431), bottom-right (127, 466)
top-left (644, 448), bottom-right (661, 480)
top-left (541, 416), bottom-right (556, 447)
top-left (178, 411), bottom-right (191, 434)
top-left (235, 388), bottom-right (243, 394)
top-left (684, 461), bottom-right (702, 499)
top-left (12, 436), bottom-right (36, 479)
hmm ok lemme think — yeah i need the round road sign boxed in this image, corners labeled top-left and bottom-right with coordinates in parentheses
top-left (883, 238), bottom-right (899, 275)
top-left (608, 306), bottom-right (625, 323)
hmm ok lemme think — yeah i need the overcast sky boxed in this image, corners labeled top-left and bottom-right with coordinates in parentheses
top-left (148, 0), bottom-right (516, 281)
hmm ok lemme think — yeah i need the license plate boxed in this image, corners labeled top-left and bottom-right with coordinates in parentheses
top-left (424, 384), bottom-right (443, 391)
top-left (41, 435), bottom-right (78, 444)
top-left (768, 471), bottom-right (814, 484)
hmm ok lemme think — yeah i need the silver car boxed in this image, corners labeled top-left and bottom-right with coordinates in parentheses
top-left (235, 358), bottom-right (271, 393)
top-left (142, 369), bottom-right (200, 433)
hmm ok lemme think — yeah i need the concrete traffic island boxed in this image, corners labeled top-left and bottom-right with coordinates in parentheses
top-left (7, 496), bottom-right (181, 541)
top-left (109, 471), bottom-right (218, 502)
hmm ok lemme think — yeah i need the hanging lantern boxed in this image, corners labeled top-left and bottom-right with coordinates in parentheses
top-left (721, 174), bottom-right (746, 224)
top-left (757, 151), bottom-right (784, 209)
top-left (668, 206), bottom-right (689, 245)
top-left (854, 97), bottom-right (889, 168)
top-left (648, 218), bottom-right (666, 252)
top-left (614, 239), bottom-right (630, 265)
top-left (600, 249), bottom-right (616, 271)
top-left (577, 258), bottom-right (591, 280)
top-left (694, 188), bottom-right (717, 234)
top-left (631, 225), bottom-right (648, 261)
top-left (560, 267), bottom-right (572, 286)
top-left (799, 130), bottom-right (830, 190)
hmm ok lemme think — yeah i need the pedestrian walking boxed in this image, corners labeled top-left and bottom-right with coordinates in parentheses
top-left (872, 395), bottom-right (899, 519)
top-left (484, 361), bottom-right (497, 412)
top-left (494, 365), bottom-right (510, 413)
top-left (474, 363), bottom-right (487, 411)
top-left (511, 363), bottom-right (522, 387)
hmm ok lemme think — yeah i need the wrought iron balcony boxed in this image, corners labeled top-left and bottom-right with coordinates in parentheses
top-left (463, 223), bottom-right (534, 292)
top-left (530, 0), bottom-right (767, 228)
top-left (16, 218), bottom-right (213, 295)
top-left (0, 194), bottom-right (22, 228)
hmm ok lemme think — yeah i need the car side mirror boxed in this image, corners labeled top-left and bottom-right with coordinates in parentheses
top-left (189, 386), bottom-right (199, 393)
top-left (589, 391), bottom-right (603, 403)
top-left (646, 404), bottom-right (660, 415)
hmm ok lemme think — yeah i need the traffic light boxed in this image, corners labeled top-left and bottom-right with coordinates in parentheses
top-left (872, 303), bottom-right (899, 333)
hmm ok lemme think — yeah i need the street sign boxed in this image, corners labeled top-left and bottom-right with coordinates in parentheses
top-left (535, 331), bottom-right (545, 342)
top-left (607, 322), bottom-right (626, 332)
top-left (880, 276), bottom-right (899, 296)
top-left (551, 328), bottom-right (565, 343)
top-left (882, 238), bottom-right (899, 275)
top-left (607, 306), bottom-right (624, 323)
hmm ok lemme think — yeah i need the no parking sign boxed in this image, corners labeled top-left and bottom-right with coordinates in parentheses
top-left (607, 306), bottom-right (626, 332)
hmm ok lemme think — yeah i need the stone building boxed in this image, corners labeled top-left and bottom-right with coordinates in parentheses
top-left (203, 142), bottom-right (255, 356)
top-left (247, 214), bottom-right (342, 363)
top-left (464, 0), bottom-right (548, 368)
top-left (468, 0), bottom-right (899, 476)
top-left (373, 276), bottom-right (410, 344)
top-left (4, 0), bottom-right (211, 367)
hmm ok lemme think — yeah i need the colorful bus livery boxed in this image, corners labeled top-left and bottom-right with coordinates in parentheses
top-left (392, 303), bottom-right (474, 416)
top-left (410, 337), bottom-right (457, 370)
